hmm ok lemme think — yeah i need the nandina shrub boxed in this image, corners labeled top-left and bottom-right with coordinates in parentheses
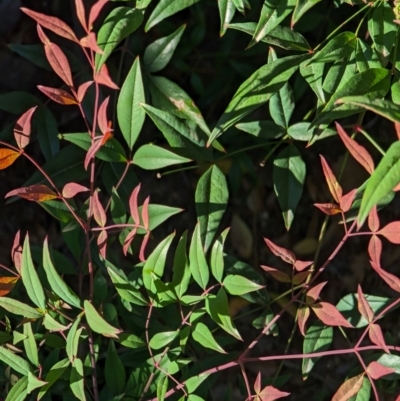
top-left (0, 1), bottom-right (400, 400)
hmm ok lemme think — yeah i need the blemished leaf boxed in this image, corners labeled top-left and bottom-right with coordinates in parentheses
top-left (223, 274), bottom-right (264, 295)
top-left (189, 224), bottom-right (210, 289)
top-left (0, 297), bottom-right (42, 319)
top-left (208, 54), bottom-right (307, 144)
top-left (37, 86), bottom-right (77, 105)
top-left (144, 25), bottom-right (185, 73)
top-left (145, 0), bottom-right (201, 31)
top-left (218, 0), bottom-right (236, 36)
top-left (302, 323), bottom-right (333, 379)
top-left (95, 7), bottom-right (143, 71)
top-left (0, 346), bottom-right (31, 375)
top-left (70, 358), bottom-right (85, 401)
top-left (192, 322), bottom-right (226, 353)
top-left (149, 331), bottom-right (179, 349)
top-left (84, 300), bottom-right (121, 338)
top-left (6, 184), bottom-right (58, 202)
top-left (14, 106), bottom-right (37, 150)
top-left (195, 165), bottom-right (228, 252)
top-left (331, 373), bottom-right (364, 401)
top-left (5, 376), bottom-right (28, 401)
top-left (273, 144), bottom-right (306, 230)
top-left (105, 341), bottom-right (126, 394)
top-left (312, 302), bottom-right (353, 328)
top-left (132, 144), bottom-right (191, 170)
top-left (0, 148), bottom-right (20, 170)
top-left (117, 57), bottom-right (145, 150)
top-left (37, 359), bottom-right (70, 400)
top-left (314, 202), bottom-right (342, 215)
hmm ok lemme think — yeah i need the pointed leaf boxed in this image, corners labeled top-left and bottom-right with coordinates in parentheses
top-left (378, 221), bottom-right (400, 244)
top-left (223, 274), bottom-right (264, 295)
top-left (38, 358), bottom-right (70, 400)
top-left (370, 260), bottom-right (400, 293)
top-left (369, 323), bottom-right (390, 354)
top-left (149, 331), bottom-right (179, 349)
top-left (261, 265), bottom-right (291, 283)
top-left (105, 340), bottom-right (126, 394)
top-left (92, 190), bottom-right (106, 227)
top-left (62, 182), bottom-right (89, 198)
top-left (258, 385), bottom-right (290, 401)
top-left (332, 374), bottom-right (364, 401)
top-left (70, 358), bottom-right (85, 401)
top-left (367, 361), bottom-right (394, 380)
top-left (0, 346), bottom-right (31, 375)
top-left (306, 282), bottom-right (327, 304)
top-left (0, 297), bottom-right (42, 319)
top-left (298, 306), bottom-right (310, 337)
top-left (5, 376), bottom-right (28, 401)
top-left (88, 0), bottom-right (109, 28)
top-left (14, 106), bottom-right (37, 150)
top-left (312, 302), bottom-right (353, 328)
top-left (84, 300), bottom-right (121, 338)
top-left (357, 285), bottom-right (374, 323)
top-left (6, 184), bottom-right (58, 202)
top-left (37, 85), bottom-right (77, 105)
top-left (192, 322), bottom-right (226, 353)
top-left (263, 238), bottom-right (295, 264)
top-left (0, 148), bottom-right (20, 170)
top-left (368, 206), bottom-right (380, 232)
top-left (210, 228), bottom-right (229, 283)
top-left (218, 0), bottom-right (236, 36)
top-left (189, 224), bottom-right (210, 290)
top-left (320, 155), bottom-right (342, 203)
top-left (23, 322), bottom-right (38, 367)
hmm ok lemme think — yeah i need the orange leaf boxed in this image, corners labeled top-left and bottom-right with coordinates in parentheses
top-left (14, 106), bottom-right (37, 150)
top-left (331, 373), bottom-right (364, 401)
top-left (0, 148), bottom-right (20, 170)
top-left (319, 155), bottom-right (343, 204)
top-left (11, 230), bottom-right (22, 274)
top-left (312, 302), bottom-right (353, 328)
top-left (314, 203), bottom-right (342, 215)
top-left (142, 196), bottom-right (150, 231)
top-left (5, 184), bottom-right (58, 202)
top-left (37, 85), bottom-right (77, 105)
top-left (0, 277), bottom-right (19, 297)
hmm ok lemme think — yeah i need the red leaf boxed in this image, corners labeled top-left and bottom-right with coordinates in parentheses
top-left (0, 148), bottom-right (20, 170)
top-left (139, 231), bottom-right (151, 262)
top-left (88, 0), bottom-right (109, 29)
top-left (293, 260), bottom-right (313, 272)
top-left (335, 122), bottom-right (374, 174)
top-left (368, 235), bottom-right (382, 267)
top-left (368, 206), bottom-right (380, 232)
top-left (84, 139), bottom-right (102, 170)
top-left (257, 385), bottom-right (290, 401)
top-left (263, 238), bottom-right (296, 264)
top-left (312, 302), bottom-right (353, 328)
top-left (142, 196), bottom-right (150, 230)
top-left (62, 182), bottom-right (89, 198)
top-left (11, 230), bottom-right (22, 274)
top-left (97, 97), bottom-right (110, 135)
top-left (92, 190), bottom-right (106, 227)
top-left (340, 189), bottom-right (357, 213)
top-left (123, 227), bottom-right (137, 256)
top-left (37, 85), bottom-right (77, 105)
top-left (395, 122), bottom-right (400, 140)
top-left (306, 282), bottom-right (327, 304)
top-left (95, 63), bottom-right (119, 89)
top-left (254, 372), bottom-right (261, 394)
top-left (314, 203), bottom-right (342, 215)
top-left (369, 324), bottom-right (390, 354)
top-left (378, 221), bottom-right (400, 244)
top-left (21, 8), bottom-right (78, 42)
top-left (97, 230), bottom-right (108, 259)
top-left (129, 184), bottom-right (141, 225)
top-left (331, 373), bottom-right (364, 401)
top-left (292, 271), bottom-right (310, 285)
top-left (297, 306), bottom-right (310, 337)
top-left (14, 106), bottom-right (37, 150)
top-left (5, 185), bottom-right (58, 202)
top-left (261, 265), bottom-right (291, 283)
top-left (357, 285), bottom-right (374, 323)
top-left (319, 155), bottom-right (343, 204)
top-left (370, 260), bottom-right (400, 293)
top-left (75, 0), bottom-right (87, 32)
top-left (77, 81), bottom-right (93, 103)
top-left (0, 277), bottom-right (19, 297)
top-left (367, 361), bottom-right (394, 380)
top-left (80, 32), bottom-right (104, 54)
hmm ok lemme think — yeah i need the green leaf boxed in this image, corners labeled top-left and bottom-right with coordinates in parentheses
top-left (21, 235), bottom-right (46, 311)
top-left (374, 354), bottom-right (400, 379)
top-left (117, 332), bottom-right (146, 349)
top-left (35, 107), bottom-right (60, 160)
top-left (132, 144), bottom-right (191, 170)
top-left (43, 314), bottom-right (69, 331)
top-left (66, 315), bottom-right (83, 362)
top-left (269, 83), bottom-right (294, 128)
top-left (110, 187), bottom-right (126, 225)
top-left (149, 331), bottom-right (179, 349)
top-left (145, 0), bottom-right (201, 31)
top-left (8, 43), bottom-right (51, 70)
top-left (60, 132), bottom-right (127, 162)
top-left (105, 341), bottom-right (126, 394)
top-left (144, 25), bottom-right (185, 73)
top-left (192, 322), bottom-right (226, 353)
top-left (0, 346), bottom-right (31, 375)
top-left (208, 54), bottom-right (307, 144)
top-left (84, 300), bottom-right (121, 338)
top-left (291, 0), bottom-right (322, 26)
top-left (185, 373), bottom-right (210, 394)
top-left (228, 22), bottom-right (311, 51)
top-left (195, 165), bottom-right (229, 252)
top-left (0, 298), bottom-right (42, 319)
top-left (205, 288), bottom-right (242, 340)
top-left (38, 358), bottom-right (70, 400)
top-left (218, 0), bottom-right (236, 36)
top-left (273, 144), bottom-right (306, 230)
top-left (368, 1), bottom-right (396, 61)
top-left (235, 120), bottom-right (285, 139)
top-left (355, 39), bottom-right (382, 73)
top-left (5, 376), bottom-right (28, 401)
top-left (42, 239), bottom-right (81, 308)
top-left (210, 228), bottom-right (229, 283)
top-left (27, 372), bottom-right (46, 395)
top-left (172, 232), bottom-right (191, 298)
top-left (348, 377), bottom-right (371, 401)
top-left (309, 32), bottom-right (357, 64)
top-left (189, 224), bottom-right (210, 290)
top-left (0, 92), bottom-right (41, 114)
top-left (300, 61), bottom-right (325, 103)
top-left (70, 358), bottom-right (85, 401)
top-left (95, 7), bottom-right (143, 71)
top-left (302, 323), bottom-right (333, 380)
top-left (117, 57), bottom-right (146, 150)
top-left (223, 274), bottom-right (264, 295)
top-left (23, 323), bottom-right (38, 367)
top-left (157, 375), bottom-right (169, 401)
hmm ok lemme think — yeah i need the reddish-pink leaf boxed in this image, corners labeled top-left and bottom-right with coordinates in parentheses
top-left (98, 97), bottom-right (110, 135)
top-left (142, 196), bottom-right (150, 230)
top-left (5, 184), bottom-right (58, 202)
top-left (14, 106), bottom-right (37, 150)
top-left (123, 227), bottom-right (137, 256)
top-left (97, 230), bottom-right (108, 259)
top-left (62, 182), bottom-right (89, 198)
top-left (0, 148), bottom-right (21, 170)
top-left (88, 0), bottom-right (109, 29)
top-left (263, 238), bottom-right (296, 264)
top-left (370, 260), bottom-right (400, 293)
top-left (84, 139), bottom-right (102, 170)
top-left (368, 235), bottom-right (382, 267)
top-left (293, 271), bottom-right (310, 285)
top-left (319, 155), bottom-right (343, 204)
top-left (92, 190), bottom-right (106, 227)
top-left (80, 32), bottom-right (104, 54)
top-left (95, 63), bottom-right (119, 89)
top-left (335, 122), bottom-right (374, 174)
top-left (369, 324), bottom-right (390, 354)
top-left (254, 372), bottom-right (261, 394)
top-left (306, 282), bottom-right (327, 304)
top-left (139, 231), bottom-right (151, 262)
top-left (257, 385), bottom-right (290, 401)
top-left (260, 265), bottom-right (291, 283)
top-left (314, 203), bottom-right (342, 215)
top-left (393, 182), bottom-right (400, 192)
top-left (38, 85), bottom-right (77, 105)
top-left (21, 8), bottom-right (78, 42)
top-left (293, 260), bottom-right (313, 272)
top-left (368, 206), bottom-right (380, 232)
top-left (367, 361), bottom-right (394, 380)
top-left (77, 81), bottom-right (93, 103)
top-left (75, 0), bottom-right (88, 32)
top-left (11, 230), bottom-right (22, 274)
top-left (357, 285), bottom-right (374, 323)
top-left (298, 306), bottom-right (310, 337)
top-left (395, 122), bottom-right (400, 140)
top-left (312, 302), bottom-right (353, 328)
top-left (340, 189), bottom-right (357, 213)
top-left (129, 184), bottom-right (141, 225)
top-left (378, 221), bottom-right (400, 244)
top-left (331, 373), bottom-right (364, 401)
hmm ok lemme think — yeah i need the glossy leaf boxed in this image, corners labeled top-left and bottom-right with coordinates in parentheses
top-left (189, 224), bottom-right (210, 289)
top-left (105, 341), bottom-right (126, 394)
top-left (223, 274), bottom-right (263, 295)
top-left (218, 0), bottom-right (236, 36)
top-left (171, 232), bottom-right (191, 298)
top-left (0, 149), bottom-right (20, 170)
top-left (84, 300), bottom-right (121, 338)
top-left (192, 322), bottom-right (226, 353)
